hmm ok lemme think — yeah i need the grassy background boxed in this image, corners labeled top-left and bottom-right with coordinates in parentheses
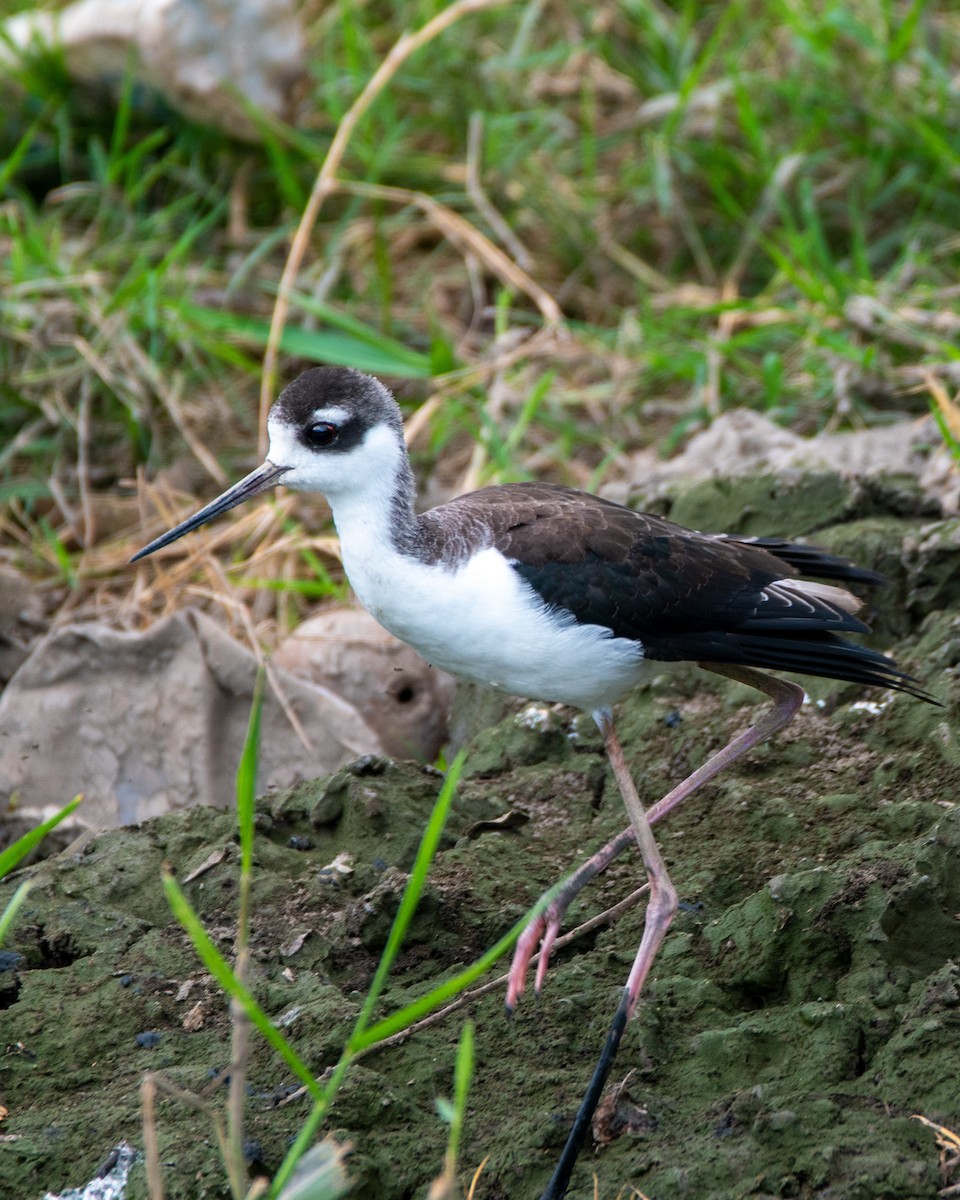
top-left (1, 5), bottom-right (959, 1196)
top-left (1, 0), bottom-right (958, 637)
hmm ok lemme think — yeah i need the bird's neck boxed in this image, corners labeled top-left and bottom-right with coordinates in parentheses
top-left (324, 443), bottom-right (422, 570)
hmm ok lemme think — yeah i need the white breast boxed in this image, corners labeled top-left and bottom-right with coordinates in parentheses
top-left (341, 540), bottom-right (648, 714)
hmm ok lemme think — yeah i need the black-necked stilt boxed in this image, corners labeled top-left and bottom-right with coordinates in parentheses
top-left (132, 366), bottom-right (936, 1199)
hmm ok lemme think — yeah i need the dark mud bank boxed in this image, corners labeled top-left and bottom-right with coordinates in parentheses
top-left (2, 473), bottom-right (959, 1200)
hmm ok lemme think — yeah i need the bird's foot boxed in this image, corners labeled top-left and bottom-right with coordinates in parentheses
top-left (506, 825), bottom-right (639, 1011)
top-left (506, 899), bottom-right (566, 1010)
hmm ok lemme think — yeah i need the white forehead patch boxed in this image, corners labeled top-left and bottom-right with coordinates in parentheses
top-left (309, 405), bottom-right (352, 424)
top-left (268, 402), bottom-right (353, 432)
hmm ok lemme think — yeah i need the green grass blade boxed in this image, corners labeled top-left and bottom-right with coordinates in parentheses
top-left (178, 303), bottom-right (433, 378)
top-left (448, 1020), bottom-right (474, 1163)
top-left (453, 1019), bottom-right (474, 1113)
top-left (106, 52), bottom-right (136, 184)
top-left (270, 753), bottom-right (468, 1197)
top-left (274, 1141), bottom-right (352, 1200)
top-left (162, 870), bottom-right (324, 1100)
top-left (348, 750), bottom-right (466, 1047)
top-left (352, 904), bottom-right (531, 1049)
top-left (0, 881), bottom-right (33, 948)
top-left (433, 1019), bottom-right (475, 1194)
top-left (931, 404), bottom-right (960, 465)
top-left (0, 113), bottom-right (49, 193)
top-left (0, 794), bottom-right (83, 880)
top-left (236, 666), bottom-right (265, 881)
top-left (0, 479), bottom-right (51, 505)
top-left (235, 665), bottom-right (265, 956)
top-left (286, 291), bottom-right (437, 373)
top-left (37, 518), bottom-right (77, 586)
top-left (270, 1098), bottom-right (339, 1199)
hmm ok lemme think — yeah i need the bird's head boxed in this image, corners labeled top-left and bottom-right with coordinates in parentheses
top-left (131, 366), bottom-right (406, 563)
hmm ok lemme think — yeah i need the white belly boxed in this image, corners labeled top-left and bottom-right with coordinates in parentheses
top-left (341, 542), bottom-right (648, 714)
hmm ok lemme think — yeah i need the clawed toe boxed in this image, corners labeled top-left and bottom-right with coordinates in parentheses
top-left (506, 903), bottom-right (566, 1010)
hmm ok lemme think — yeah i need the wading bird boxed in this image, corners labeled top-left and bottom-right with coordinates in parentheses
top-left (133, 367), bottom-right (934, 1199)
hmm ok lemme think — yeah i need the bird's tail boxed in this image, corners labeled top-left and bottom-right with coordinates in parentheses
top-left (716, 630), bottom-right (938, 703)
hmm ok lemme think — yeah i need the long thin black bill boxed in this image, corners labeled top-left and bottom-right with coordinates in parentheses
top-left (130, 460), bottom-right (289, 563)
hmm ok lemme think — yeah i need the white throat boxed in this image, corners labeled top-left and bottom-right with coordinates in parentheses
top-left (320, 426), bottom-right (414, 559)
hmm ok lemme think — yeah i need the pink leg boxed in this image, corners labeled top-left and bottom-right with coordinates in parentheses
top-left (510, 664), bottom-right (803, 1009)
top-left (646, 664), bottom-right (804, 825)
top-left (538, 664), bottom-right (804, 1200)
top-left (598, 710), bottom-right (678, 1017)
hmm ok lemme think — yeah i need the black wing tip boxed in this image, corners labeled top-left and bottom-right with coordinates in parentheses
top-left (728, 536), bottom-right (890, 588)
top-left (873, 674), bottom-right (941, 706)
top-left (844, 669), bottom-right (941, 706)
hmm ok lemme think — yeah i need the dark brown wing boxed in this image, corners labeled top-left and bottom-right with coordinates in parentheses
top-left (420, 482), bottom-right (931, 700)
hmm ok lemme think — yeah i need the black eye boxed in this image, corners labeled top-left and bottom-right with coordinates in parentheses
top-left (305, 422), bottom-right (338, 448)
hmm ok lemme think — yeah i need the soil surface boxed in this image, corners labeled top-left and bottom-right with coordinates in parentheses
top-left (1, 473), bottom-right (959, 1200)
